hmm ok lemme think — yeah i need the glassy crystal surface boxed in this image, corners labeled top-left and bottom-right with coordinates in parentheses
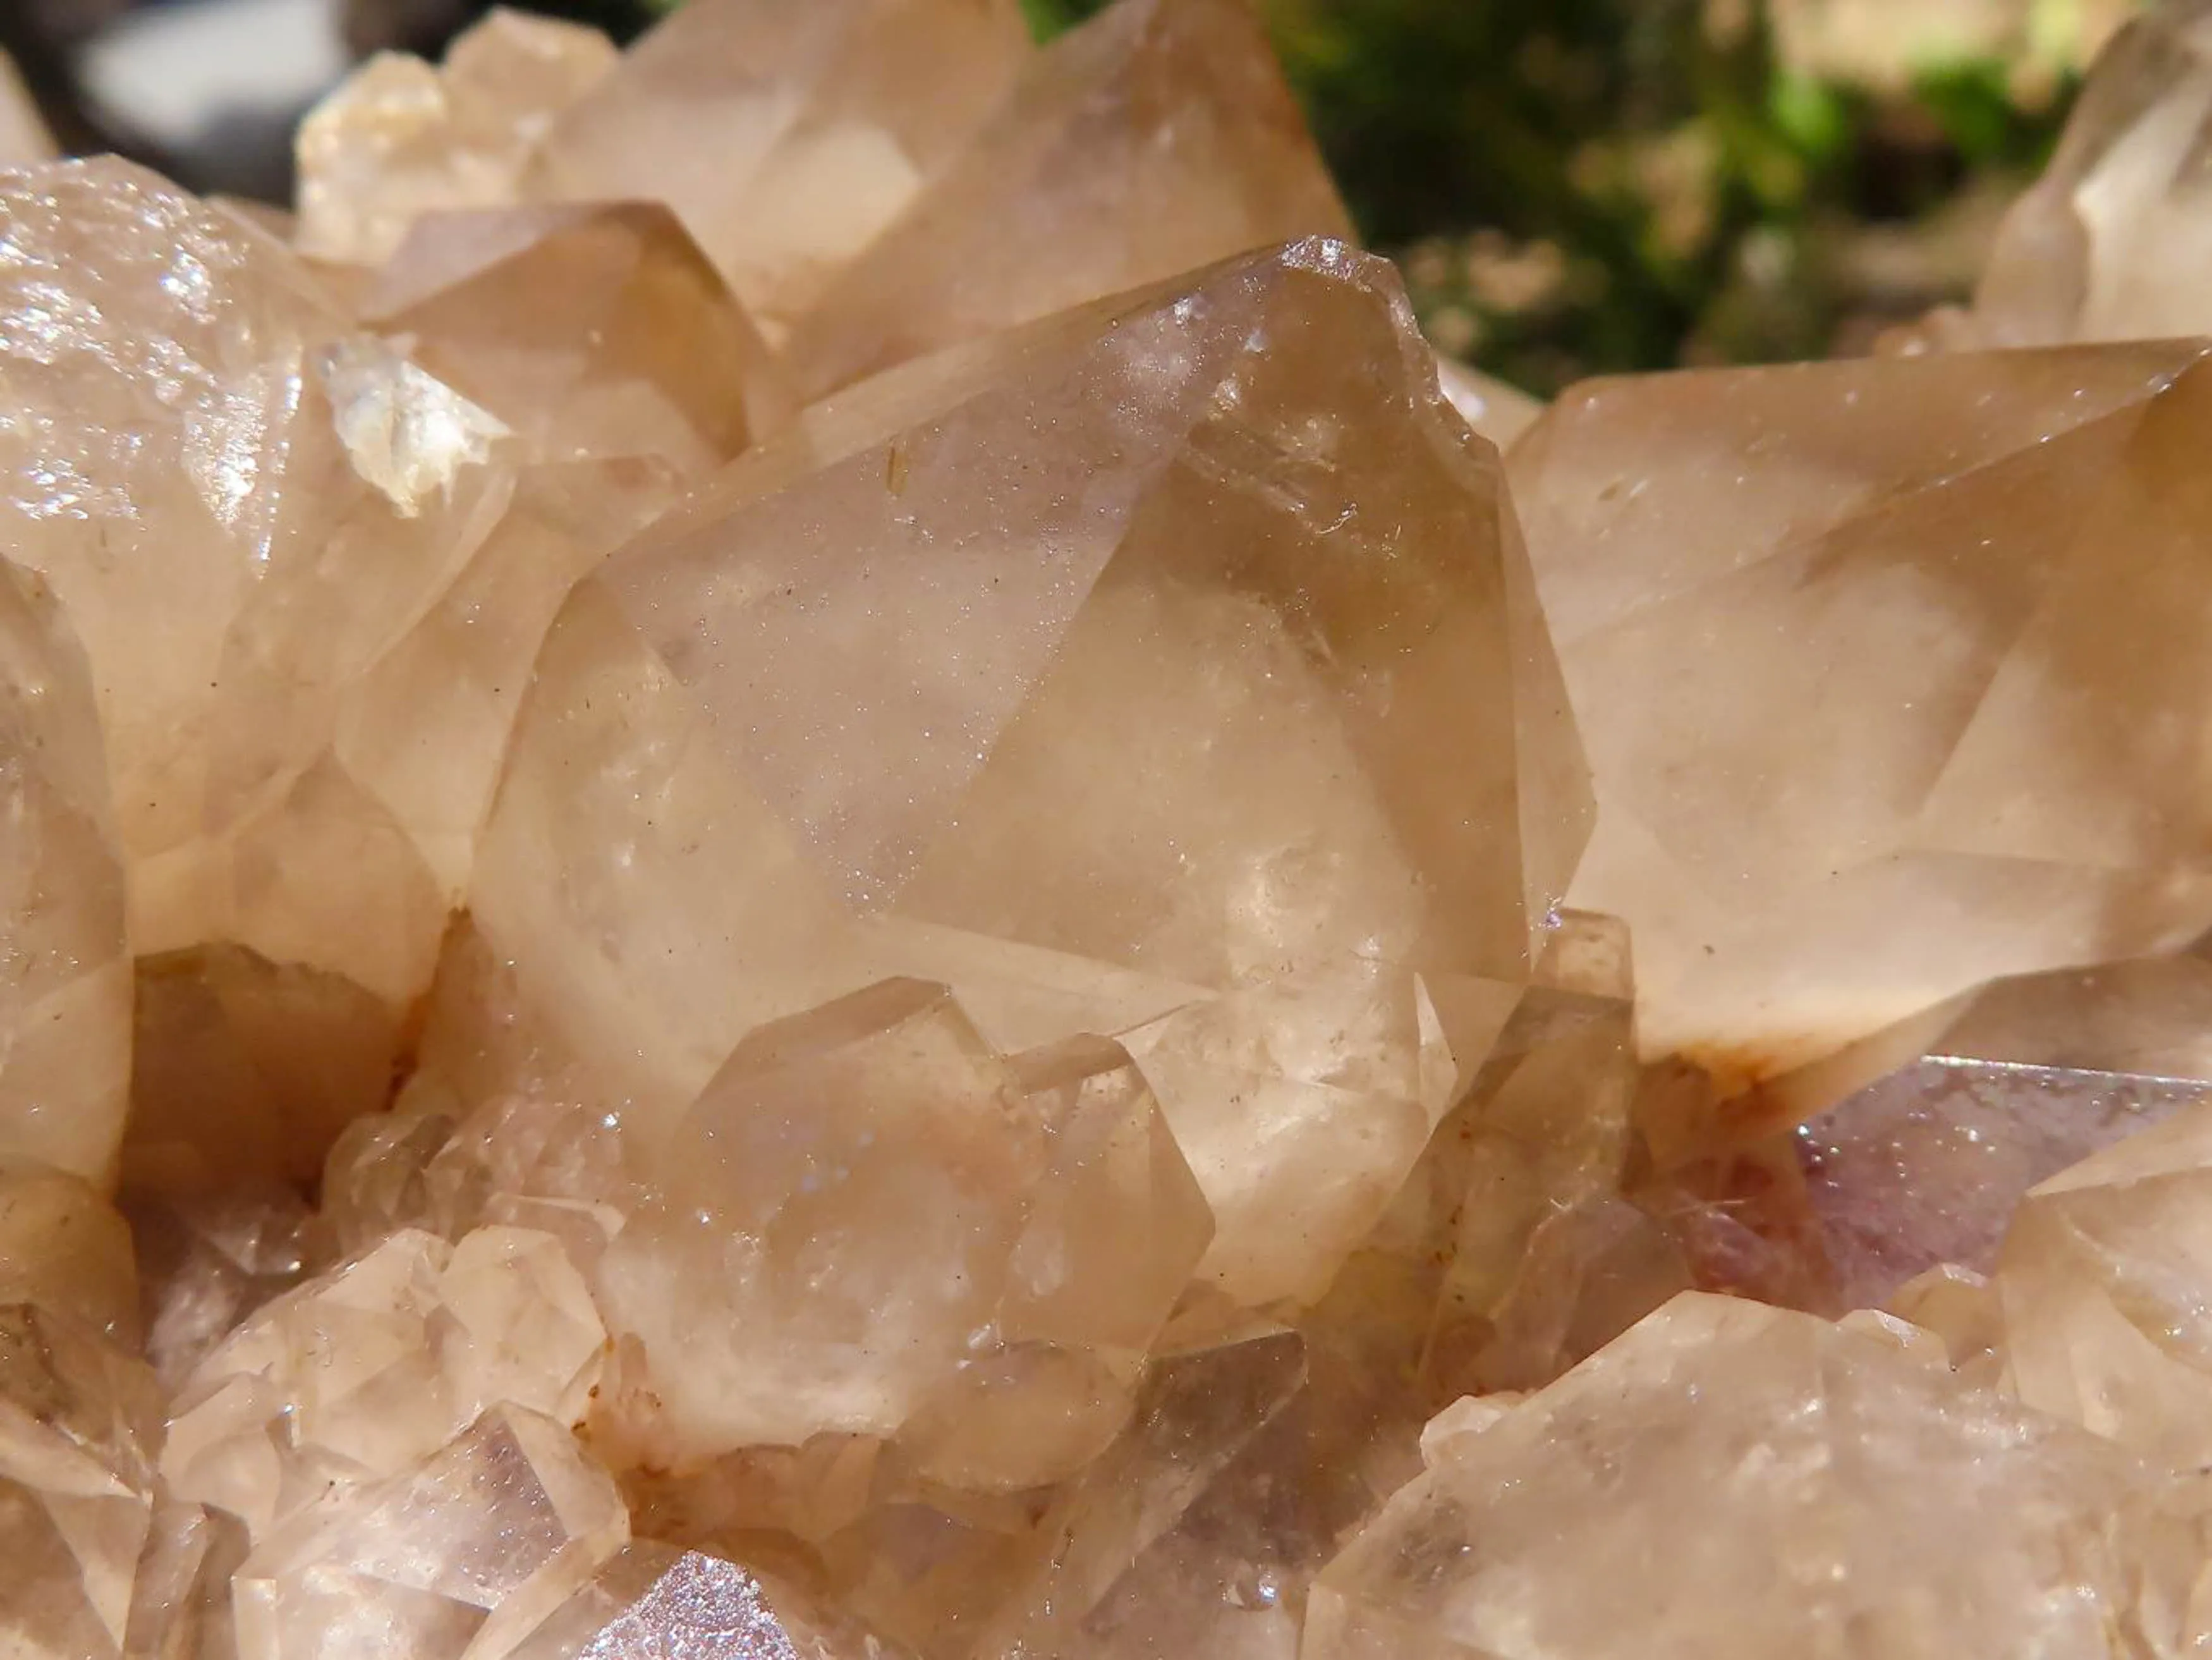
top-left (1974, 1), bottom-right (2212, 345)
top-left (296, 8), bottom-right (619, 265)
top-left (593, 980), bottom-right (1211, 1479)
top-left (230, 1405), bottom-right (628, 1660)
top-left (0, 158), bottom-right (517, 1021)
top-left (14, 5), bottom-right (2212, 1650)
top-left (0, 1161), bottom-right (140, 1343)
top-left (1514, 341), bottom-right (2212, 1098)
top-left (122, 1498), bottom-right (248, 1660)
top-left (363, 203), bottom-right (793, 475)
top-left (782, 0), bottom-right (1354, 397)
top-left (1995, 1093), bottom-right (2212, 1466)
top-left (165, 1228), bottom-right (604, 1537)
top-left (0, 1303), bottom-right (164, 1660)
top-left (464, 240), bottom-right (1589, 1321)
top-left (1796, 948), bottom-right (2212, 1309)
top-left (0, 555), bottom-right (130, 1181)
top-left (127, 947), bottom-right (402, 1198)
top-left (1308, 1293), bottom-right (2163, 1660)
top-left (528, 0), bottom-right (1032, 344)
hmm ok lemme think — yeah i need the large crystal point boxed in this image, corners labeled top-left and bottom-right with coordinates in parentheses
top-left (296, 8), bottom-right (619, 266)
top-left (1307, 1293), bottom-right (2163, 1660)
top-left (1973, 2), bottom-right (2212, 345)
top-left (0, 556), bottom-right (130, 1180)
top-left (231, 1405), bottom-right (628, 1660)
top-left (363, 204), bottom-right (794, 475)
top-left (465, 238), bottom-right (1589, 1314)
top-left (0, 159), bottom-right (517, 1018)
top-left (783, 0), bottom-right (1355, 397)
top-left (527, 0), bottom-right (1032, 345)
top-left (1512, 340), bottom-right (2212, 1099)
top-left (0, 1303), bottom-right (164, 1660)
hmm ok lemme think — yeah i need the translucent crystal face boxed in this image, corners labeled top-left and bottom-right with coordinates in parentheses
top-left (15, 0), bottom-right (2212, 1656)
top-left (1973, 1), bottom-right (2212, 345)
top-left (1307, 1294), bottom-right (2163, 1660)
top-left (1513, 341), bottom-right (2212, 1095)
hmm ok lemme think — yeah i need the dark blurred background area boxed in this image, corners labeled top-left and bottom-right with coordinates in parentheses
top-left (2, 0), bottom-right (2136, 391)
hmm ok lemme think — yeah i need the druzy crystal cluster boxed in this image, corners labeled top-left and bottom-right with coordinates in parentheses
top-left (9, 1), bottom-right (2212, 1656)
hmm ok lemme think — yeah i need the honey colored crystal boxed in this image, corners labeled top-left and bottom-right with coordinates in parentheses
top-left (164, 1226), bottom-right (604, 1539)
top-left (0, 1161), bottom-right (140, 1344)
top-left (0, 158), bottom-right (514, 1013)
top-left (527, 0), bottom-right (1032, 345)
top-left (591, 979), bottom-right (1208, 1476)
top-left (782, 0), bottom-right (1354, 397)
top-left (1308, 1293), bottom-right (2166, 1660)
top-left (295, 8), bottom-right (619, 267)
top-left (1993, 1093), bottom-right (2212, 1467)
top-left (363, 203), bottom-right (793, 475)
top-left (229, 1405), bottom-right (628, 1660)
top-left (0, 1303), bottom-right (165, 1660)
top-left (461, 238), bottom-right (1590, 1315)
top-left (0, 555), bottom-right (130, 1180)
top-left (1513, 339), bottom-right (2212, 1096)
top-left (1972, 1), bottom-right (2212, 345)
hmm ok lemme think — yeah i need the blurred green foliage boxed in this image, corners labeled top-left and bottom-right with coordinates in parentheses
top-left (664, 0), bottom-right (2105, 391)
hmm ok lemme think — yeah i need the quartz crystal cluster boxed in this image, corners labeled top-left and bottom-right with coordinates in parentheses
top-left (8, 0), bottom-right (2212, 1656)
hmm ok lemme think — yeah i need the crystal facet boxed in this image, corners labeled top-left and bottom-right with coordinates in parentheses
top-left (229, 1405), bottom-right (628, 1660)
top-left (527, 0), bottom-right (1033, 345)
top-left (784, 0), bottom-right (1354, 397)
top-left (463, 240), bottom-right (1588, 1318)
top-left (296, 9), bottom-right (619, 267)
top-left (1972, 2), bottom-right (2212, 345)
top-left (363, 203), bottom-right (793, 475)
top-left (1308, 1293), bottom-right (2166, 1660)
top-left (1514, 341), bottom-right (2212, 1094)
top-left (0, 557), bottom-right (129, 1180)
